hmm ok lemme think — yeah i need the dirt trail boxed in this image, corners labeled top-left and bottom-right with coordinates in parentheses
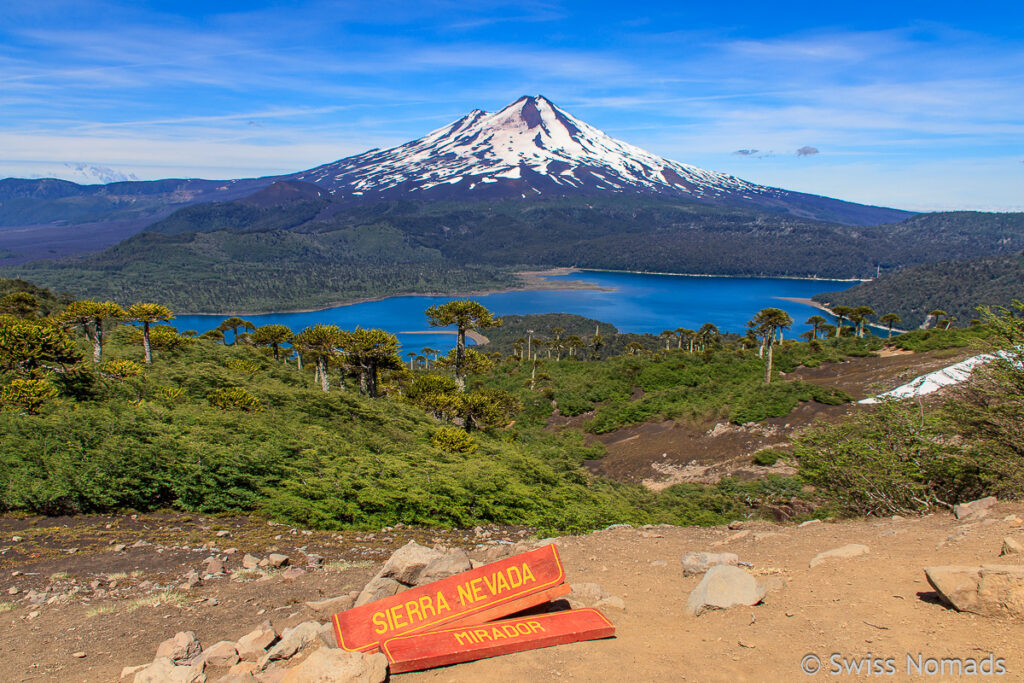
top-left (4, 507), bottom-right (1024, 681)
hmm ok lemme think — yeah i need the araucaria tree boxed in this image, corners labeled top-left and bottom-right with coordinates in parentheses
top-left (341, 327), bottom-right (402, 398)
top-left (293, 324), bottom-right (344, 392)
top-left (879, 313), bottom-right (902, 339)
top-left (251, 324), bottom-right (293, 361)
top-left (127, 303), bottom-right (173, 365)
top-left (749, 308), bottom-right (793, 384)
top-left (424, 300), bottom-right (502, 391)
top-left (217, 316), bottom-right (256, 345)
top-left (831, 305), bottom-right (853, 338)
top-left (59, 300), bottom-right (126, 363)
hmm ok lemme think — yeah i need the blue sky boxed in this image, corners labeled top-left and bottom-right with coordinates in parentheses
top-left (2, 1), bottom-right (1022, 211)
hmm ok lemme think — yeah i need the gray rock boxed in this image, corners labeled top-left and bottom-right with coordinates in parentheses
top-left (155, 631), bottom-right (202, 664)
top-left (304, 594), bottom-right (355, 615)
top-left (199, 640), bottom-right (238, 668)
top-left (205, 559), bottom-right (226, 575)
top-left (264, 621), bottom-right (321, 662)
top-left (236, 620), bottom-right (277, 661)
top-left (268, 553), bottom-right (289, 568)
top-left (809, 544), bottom-right (869, 568)
top-left (355, 576), bottom-right (404, 607)
top-left (569, 582), bottom-right (606, 606)
top-left (133, 657), bottom-right (204, 683)
top-left (305, 553), bottom-right (324, 567)
top-left (681, 552), bottom-right (739, 576)
top-left (379, 541), bottom-right (444, 585)
top-left (685, 565), bottom-right (766, 616)
top-left (954, 496), bottom-right (998, 520)
top-left (279, 648), bottom-right (387, 683)
top-left (241, 554), bottom-right (260, 570)
top-left (1001, 538), bottom-right (1024, 557)
top-left (317, 621), bottom-right (339, 649)
top-left (416, 549), bottom-right (473, 586)
top-left (280, 567), bottom-right (306, 581)
top-left (925, 565), bottom-right (1024, 618)
top-left (595, 595), bottom-right (626, 610)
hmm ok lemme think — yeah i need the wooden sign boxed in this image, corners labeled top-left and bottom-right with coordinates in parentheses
top-left (332, 545), bottom-right (566, 653)
top-left (381, 608), bottom-right (616, 673)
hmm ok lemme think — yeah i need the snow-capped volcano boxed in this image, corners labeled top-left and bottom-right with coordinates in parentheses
top-left (293, 95), bottom-right (774, 203)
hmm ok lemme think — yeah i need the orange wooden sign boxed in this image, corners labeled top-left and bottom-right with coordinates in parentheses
top-left (381, 608), bottom-right (616, 673)
top-left (332, 545), bottom-right (566, 653)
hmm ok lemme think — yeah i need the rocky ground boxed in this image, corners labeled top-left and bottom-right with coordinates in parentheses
top-left (3, 500), bottom-right (1024, 682)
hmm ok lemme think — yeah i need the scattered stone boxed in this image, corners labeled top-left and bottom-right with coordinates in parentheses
top-left (11, 536), bottom-right (22, 542)
top-left (954, 496), bottom-right (997, 520)
top-left (236, 621), bottom-right (278, 661)
top-left (681, 552), bottom-right (739, 576)
top-left (799, 519), bottom-right (822, 527)
top-left (264, 621), bottom-right (321, 663)
top-left (416, 549), bottom-right (472, 586)
top-left (72, 651), bottom-right (86, 658)
top-left (728, 521), bottom-right (744, 530)
top-left (569, 582), bottom-right (606, 606)
top-left (216, 530), bottom-right (231, 537)
top-left (379, 541), bottom-right (444, 585)
top-left (651, 560), bottom-right (667, 567)
top-left (242, 554), bottom-right (260, 570)
top-left (113, 544), bottom-right (127, 552)
top-left (138, 580), bottom-right (153, 591)
top-left (712, 530), bottom-right (750, 546)
top-left (355, 576), bottom-right (404, 607)
top-left (203, 597), bottom-right (218, 607)
top-left (199, 640), bottom-right (239, 667)
top-left (809, 544), bottom-right (869, 568)
top-left (226, 661), bottom-right (259, 677)
top-left (7, 586), bottom-right (17, 595)
top-left (1005, 515), bottom-right (1023, 527)
top-left (181, 570), bottom-right (202, 590)
top-left (305, 553), bottom-right (324, 567)
top-left (268, 553), bottom-right (289, 568)
top-left (925, 565), bottom-right (1024, 619)
top-left (686, 565), bottom-right (766, 617)
top-left (133, 657), bottom-right (205, 683)
top-left (1001, 538), bottom-right (1024, 557)
top-left (595, 595), bottom-right (626, 610)
top-left (279, 648), bottom-right (387, 683)
top-left (155, 631), bottom-right (202, 664)
top-left (304, 595), bottom-right (355, 615)
top-left (130, 540), bottom-right (151, 548)
top-left (280, 567), bottom-right (306, 581)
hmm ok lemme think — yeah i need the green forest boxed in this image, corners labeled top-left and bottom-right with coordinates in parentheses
top-left (4, 197), bottom-right (1022, 312)
top-left (3, 277), bottom-right (1022, 530)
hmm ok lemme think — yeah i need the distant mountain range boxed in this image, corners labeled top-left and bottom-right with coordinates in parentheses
top-left (1, 95), bottom-right (1021, 313)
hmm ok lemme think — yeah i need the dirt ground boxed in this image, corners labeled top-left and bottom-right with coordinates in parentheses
top-left (576, 348), bottom-right (976, 488)
top-left (3, 506), bottom-right (1024, 682)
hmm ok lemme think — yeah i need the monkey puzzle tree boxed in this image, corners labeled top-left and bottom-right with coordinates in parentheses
top-left (424, 300), bottom-right (501, 391)
top-left (0, 319), bottom-right (80, 377)
top-left (928, 309), bottom-right (948, 329)
top-left (59, 300), bottom-right (126, 363)
top-left (0, 291), bottom-right (38, 318)
top-left (217, 316), bottom-right (255, 345)
top-left (251, 324), bottom-right (293, 361)
top-left (879, 313), bottom-right (902, 339)
top-left (749, 308), bottom-right (793, 384)
top-left (852, 306), bottom-right (876, 338)
top-left (805, 315), bottom-right (827, 340)
top-left (126, 303), bottom-right (173, 365)
top-left (341, 327), bottom-right (402, 398)
top-left (294, 323), bottom-right (344, 392)
top-left (831, 305), bottom-right (853, 338)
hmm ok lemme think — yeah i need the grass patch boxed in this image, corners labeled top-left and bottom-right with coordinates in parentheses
top-left (0, 601), bottom-right (16, 612)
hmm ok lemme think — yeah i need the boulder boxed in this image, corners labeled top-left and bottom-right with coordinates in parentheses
top-left (199, 640), bottom-right (239, 668)
top-left (205, 559), bottom-right (226, 575)
top-left (1001, 538), bottom-right (1024, 557)
top-left (279, 648), bottom-right (388, 683)
top-left (280, 567), bottom-right (306, 581)
top-left (268, 554), bottom-right (289, 568)
top-left (317, 622), bottom-right (339, 649)
top-left (241, 554), bottom-right (260, 570)
top-left (236, 620), bottom-right (278, 661)
top-left (416, 549), bottom-right (473, 586)
top-left (954, 496), bottom-right (997, 520)
top-left (685, 565), bottom-right (766, 617)
top-left (133, 657), bottom-right (205, 683)
top-left (305, 594), bottom-right (355, 615)
top-left (355, 576), bottom-right (403, 607)
top-left (379, 541), bottom-right (444, 585)
top-left (681, 552), bottom-right (739, 576)
top-left (925, 565), bottom-right (1024, 619)
top-left (155, 631), bottom-right (202, 664)
top-left (809, 544), bottom-right (869, 568)
top-left (264, 621), bottom-right (321, 662)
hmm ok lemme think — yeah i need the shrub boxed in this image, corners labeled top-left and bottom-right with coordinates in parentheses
top-left (751, 449), bottom-right (785, 466)
top-left (100, 360), bottom-right (144, 381)
top-left (431, 426), bottom-right (477, 453)
top-left (1, 378), bottom-right (58, 414)
top-left (207, 387), bottom-right (263, 412)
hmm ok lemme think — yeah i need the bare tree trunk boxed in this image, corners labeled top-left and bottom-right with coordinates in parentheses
top-left (142, 322), bottom-right (153, 365)
top-left (455, 328), bottom-right (467, 392)
top-left (91, 321), bottom-right (103, 364)
top-left (318, 359), bottom-right (330, 392)
top-left (765, 342), bottom-right (774, 384)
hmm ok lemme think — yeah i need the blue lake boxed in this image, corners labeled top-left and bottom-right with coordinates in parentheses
top-left (171, 270), bottom-right (855, 352)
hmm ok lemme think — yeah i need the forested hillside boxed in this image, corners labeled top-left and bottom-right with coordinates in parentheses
top-left (814, 252), bottom-right (1024, 328)
top-left (4, 198), bottom-right (1022, 312)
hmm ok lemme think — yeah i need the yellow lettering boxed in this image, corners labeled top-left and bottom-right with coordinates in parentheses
top-left (474, 628), bottom-right (491, 641)
top-left (483, 573), bottom-right (497, 595)
top-left (495, 571), bottom-right (511, 593)
top-left (405, 599), bottom-right (423, 624)
top-left (502, 625), bottom-right (520, 638)
top-left (528, 621), bottom-right (545, 634)
top-left (521, 562), bottom-right (535, 584)
top-left (471, 578), bottom-right (486, 602)
top-left (508, 566), bottom-right (522, 588)
top-left (457, 583), bottom-right (474, 607)
top-left (419, 595), bottom-right (435, 618)
top-left (436, 591), bottom-right (450, 613)
top-left (454, 632), bottom-right (469, 646)
top-left (515, 623), bottom-right (532, 635)
top-left (491, 626), bottom-right (507, 639)
top-left (390, 605), bottom-right (407, 630)
top-left (386, 608), bottom-right (395, 631)
top-left (372, 612), bottom-right (388, 635)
